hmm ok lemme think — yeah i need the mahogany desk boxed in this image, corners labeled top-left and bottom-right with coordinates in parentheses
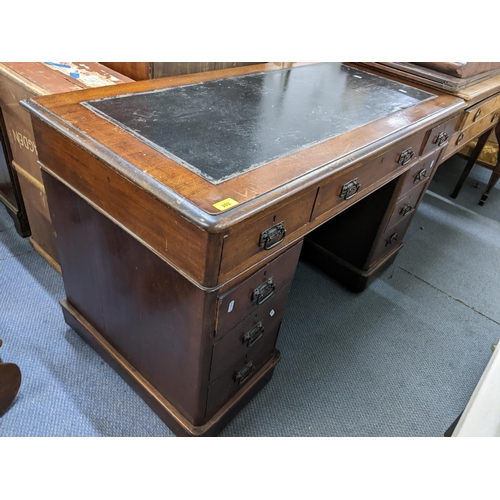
top-left (23, 62), bottom-right (469, 436)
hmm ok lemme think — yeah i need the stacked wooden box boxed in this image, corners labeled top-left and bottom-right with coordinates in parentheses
top-left (0, 62), bottom-right (133, 270)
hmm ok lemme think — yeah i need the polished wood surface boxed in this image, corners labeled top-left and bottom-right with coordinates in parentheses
top-left (23, 62), bottom-right (475, 436)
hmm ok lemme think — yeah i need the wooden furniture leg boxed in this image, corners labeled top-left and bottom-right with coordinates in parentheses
top-left (450, 128), bottom-right (492, 199)
top-left (0, 339), bottom-right (22, 417)
top-left (479, 122), bottom-right (500, 205)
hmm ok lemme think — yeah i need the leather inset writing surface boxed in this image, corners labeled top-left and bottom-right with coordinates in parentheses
top-left (83, 63), bottom-right (435, 184)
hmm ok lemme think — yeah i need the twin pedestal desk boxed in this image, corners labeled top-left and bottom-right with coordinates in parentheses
top-left (23, 62), bottom-right (500, 436)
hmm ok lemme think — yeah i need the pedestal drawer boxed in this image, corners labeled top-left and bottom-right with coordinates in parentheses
top-left (397, 149), bottom-right (440, 198)
top-left (206, 344), bottom-right (279, 418)
top-left (211, 282), bottom-right (290, 381)
top-left (216, 241), bottom-right (302, 336)
top-left (370, 215), bottom-right (413, 265)
top-left (384, 182), bottom-right (426, 231)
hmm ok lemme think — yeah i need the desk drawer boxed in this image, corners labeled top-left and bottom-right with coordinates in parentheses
top-left (420, 114), bottom-right (461, 157)
top-left (459, 93), bottom-right (500, 131)
top-left (219, 191), bottom-right (315, 282)
top-left (206, 344), bottom-right (278, 418)
top-left (311, 130), bottom-right (426, 221)
top-left (447, 109), bottom-right (500, 158)
top-left (216, 241), bottom-right (301, 336)
top-left (384, 182), bottom-right (426, 231)
top-left (210, 283), bottom-right (289, 381)
top-left (370, 215), bottom-right (412, 265)
top-left (398, 149), bottom-right (440, 197)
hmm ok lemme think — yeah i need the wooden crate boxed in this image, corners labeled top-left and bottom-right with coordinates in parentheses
top-left (0, 62), bottom-right (133, 271)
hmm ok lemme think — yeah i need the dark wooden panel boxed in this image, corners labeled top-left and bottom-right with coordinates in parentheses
top-left (43, 172), bottom-right (216, 424)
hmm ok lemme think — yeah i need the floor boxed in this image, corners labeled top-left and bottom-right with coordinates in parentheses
top-left (0, 153), bottom-right (499, 437)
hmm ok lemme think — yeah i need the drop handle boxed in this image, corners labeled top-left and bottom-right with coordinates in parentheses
top-left (340, 179), bottom-right (361, 200)
top-left (252, 278), bottom-right (275, 305)
top-left (235, 362), bottom-right (255, 385)
top-left (243, 322), bottom-right (265, 347)
top-left (398, 148), bottom-right (415, 166)
top-left (259, 221), bottom-right (286, 250)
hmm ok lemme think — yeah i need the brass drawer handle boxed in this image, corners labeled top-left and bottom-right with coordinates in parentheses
top-left (492, 112), bottom-right (499, 123)
top-left (340, 178), bottom-right (361, 200)
top-left (400, 204), bottom-right (413, 217)
top-left (235, 361), bottom-right (255, 385)
top-left (385, 233), bottom-right (399, 246)
top-left (259, 221), bottom-right (286, 250)
top-left (434, 131), bottom-right (449, 147)
top-left (243, 322), bottom-right (265, 347)
top-left (456, 132), bottom-right (464, 145)
top-left (473, 109), bottom-right (482, 122)
top-left (252, 278), bottom-right (275, 305)
top-left (398, 148), bottom-right (415, 166)
top-left (414, 169), bottom-right (428, 183)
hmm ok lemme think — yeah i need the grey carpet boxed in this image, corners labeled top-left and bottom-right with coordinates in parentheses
top-left (1, 154), bottom-right (499, 436)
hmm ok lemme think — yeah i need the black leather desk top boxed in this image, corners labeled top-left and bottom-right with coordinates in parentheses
top-left (83, 63), bottom-right (434, 184)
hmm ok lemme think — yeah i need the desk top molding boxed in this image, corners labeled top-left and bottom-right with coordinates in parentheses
top-left (23, 63), bottom-right (464, 229)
